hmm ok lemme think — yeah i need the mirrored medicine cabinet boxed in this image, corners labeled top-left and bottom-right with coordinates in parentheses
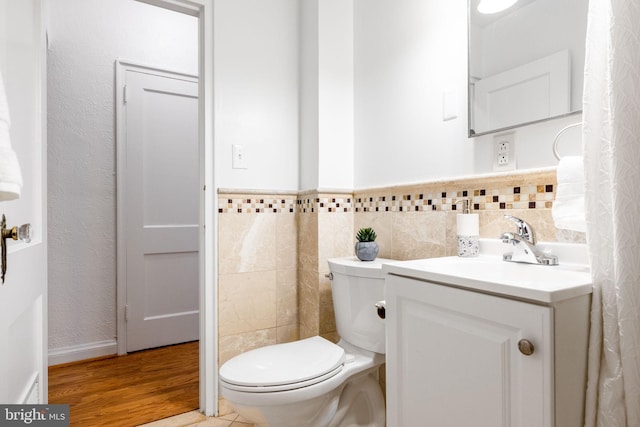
top-left (468, 0), bottom-right (589, 137)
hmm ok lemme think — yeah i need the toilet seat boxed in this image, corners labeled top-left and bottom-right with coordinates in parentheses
top-left (219, 336), bottom-right (346, 393)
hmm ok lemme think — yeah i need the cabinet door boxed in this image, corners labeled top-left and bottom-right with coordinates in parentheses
top-left (386, 276), bottom-right (553, 427)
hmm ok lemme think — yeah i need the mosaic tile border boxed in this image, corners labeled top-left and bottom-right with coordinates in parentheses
top-left (218, 170), bottom-right (557, 214)
top-left (353, 184), bottom-right (555, 213)
top-left (297, 196), bottom-right (353, 213)
top-left (217, 196), bottom-right (355, 214)
top-left (218, 197), bottom-right (297, 214)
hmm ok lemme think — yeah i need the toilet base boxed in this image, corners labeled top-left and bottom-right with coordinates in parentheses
top-left (328, 370), bottom-right (385, 427)
top-left (224, 368), bottom-right (385, 427)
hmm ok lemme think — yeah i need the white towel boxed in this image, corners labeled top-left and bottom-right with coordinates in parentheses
top-left (552, 156), bottom-right (586, 232)
top-left (0, 71), bottom-right (23, 201)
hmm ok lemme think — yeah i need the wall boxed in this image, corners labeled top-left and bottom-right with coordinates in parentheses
top-left (47, 0), bottom-right (587, 375)
top-left (214, 0), bottom-right (299, 192)
top-left (300, 0), bottom-right (354, 191)
top-left (353, 0), bottom-right (584, 188)
top-left (297, 191), bottom-right (353, 340)
top-left (47, 0), bottom-right (198, 359)
top-left (216, 0), bottom-right (587, 346)
top-left (217, 192), bottom-right (298, 366)
top-left (353, 169), bottom-right (572, 262)
top-left (294, 0), bottom-right (587, 374)
top-left (353, 0), bottom-right (472, 188)
top-left (214, 2), bottom-right (587, 416)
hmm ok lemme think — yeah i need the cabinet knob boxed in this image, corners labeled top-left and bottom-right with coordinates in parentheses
top-left (518, 339), bottom-right (535, 356)
top-left (375, 301), bottom-right (386, 319)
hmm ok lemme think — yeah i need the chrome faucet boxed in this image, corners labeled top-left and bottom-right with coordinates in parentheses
top-left (500, 215), bottom-right (558, 265)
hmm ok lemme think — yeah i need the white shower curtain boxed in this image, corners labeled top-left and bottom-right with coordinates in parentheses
top-left (583, 0), bottom-right (640, 426)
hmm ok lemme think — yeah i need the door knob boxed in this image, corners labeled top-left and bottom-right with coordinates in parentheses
top-left (1, 214), bottom-right (33, 283)
top-left (517, 339), bottom-right (535, 356)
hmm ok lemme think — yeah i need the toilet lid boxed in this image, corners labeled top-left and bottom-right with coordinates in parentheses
top-left (219, 336), bottom-right (346, 390)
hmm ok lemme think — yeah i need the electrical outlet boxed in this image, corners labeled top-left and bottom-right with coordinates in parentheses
top-left (493, 132), bottom-right (516, 171)
top-left (497, 141), bottom-right (509, 154)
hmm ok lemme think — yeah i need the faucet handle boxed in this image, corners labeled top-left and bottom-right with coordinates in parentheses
top-left (503, 215), bottom-right (536, 245)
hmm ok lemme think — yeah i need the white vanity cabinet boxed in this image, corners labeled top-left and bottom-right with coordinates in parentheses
top-left (383, 256), bottom-right (592, 427)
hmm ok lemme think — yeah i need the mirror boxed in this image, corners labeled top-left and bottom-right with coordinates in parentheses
top-left (468, 0), bottom-right (589, 137)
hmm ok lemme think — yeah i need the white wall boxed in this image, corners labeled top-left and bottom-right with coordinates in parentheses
top-left (47, 0), bottom-right (198, 355)
top-left (354, 0), bottom-right (472, 188)
top-left (214, 0), bottom-right (299, 192)
top-left (300, 0), bottom-right (354, 191)
top-left (353, 0), bottom-right (584, 189)
top-left (299, 0), bottom-right (320, 191)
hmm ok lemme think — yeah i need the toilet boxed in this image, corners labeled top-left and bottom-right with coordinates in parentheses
top-left (219, 257), bottom-right (391, 427)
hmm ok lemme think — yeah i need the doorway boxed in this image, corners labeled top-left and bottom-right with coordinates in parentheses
top-left (47, 0), bottom-right (217, 417)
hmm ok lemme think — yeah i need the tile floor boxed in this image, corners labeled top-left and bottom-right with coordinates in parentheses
top-left (138, 411), bottom-right (254, 427)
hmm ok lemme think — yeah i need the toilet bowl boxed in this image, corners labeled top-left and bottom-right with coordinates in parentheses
top-left (219, 257), bottom-right (391, 427)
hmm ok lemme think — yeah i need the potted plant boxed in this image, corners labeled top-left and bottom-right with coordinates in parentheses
top-left (355, 227), bottom-right (379, 261)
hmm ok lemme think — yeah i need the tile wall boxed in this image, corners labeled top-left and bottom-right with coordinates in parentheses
top-left (217, 193), bottom-right (299, 368)
top-left (216, 168), bottom-right (584, 412)
top-left (297, 191), bottom-right (354, 341)
top-left (352, 168), bottom-right (577, 259)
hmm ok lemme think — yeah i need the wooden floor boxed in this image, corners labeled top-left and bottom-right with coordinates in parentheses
top-left (49, 341), bottom-right (199, 427)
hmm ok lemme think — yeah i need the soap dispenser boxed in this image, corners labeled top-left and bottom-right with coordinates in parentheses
top-left (456, 199), bottom-right (479, 257)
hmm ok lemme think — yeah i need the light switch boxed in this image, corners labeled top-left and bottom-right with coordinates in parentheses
top-left (232, 144), bottom-right (248, 169)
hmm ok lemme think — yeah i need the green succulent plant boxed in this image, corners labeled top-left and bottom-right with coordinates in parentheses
top-left (356, 227), bottom-right (377, 242)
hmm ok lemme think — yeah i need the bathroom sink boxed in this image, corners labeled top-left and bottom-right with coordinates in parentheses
top-left (382, 239), bottom-right (592, 303)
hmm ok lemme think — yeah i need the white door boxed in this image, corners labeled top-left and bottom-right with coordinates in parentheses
top-left (386, 275), bottom-right (553, 427)
top-left (0, 0), bottom-right (48, 404)
top-left (121, 68), bottom-right (199, 353)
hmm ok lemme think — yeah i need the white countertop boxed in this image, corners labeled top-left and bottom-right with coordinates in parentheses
top-left (382, 239), bottom-right (593, 304)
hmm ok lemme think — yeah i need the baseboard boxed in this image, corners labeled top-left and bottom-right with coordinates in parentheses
top-left (48, 340), bottom-right (117, 366)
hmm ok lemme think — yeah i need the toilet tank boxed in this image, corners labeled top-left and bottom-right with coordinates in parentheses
top-left (327, 257), bottom-right (391, 354)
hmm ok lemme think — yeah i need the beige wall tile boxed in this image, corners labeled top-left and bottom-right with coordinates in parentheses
top-left (276, 268), bottom-right (298, 327)
top-left (318, 212), bottom-right (354, 273)
top-left (298, 267), bottom-right (319, 339)
top-left (218, 213), bottom-right (277, 275)
top-left (218, 328), bottom-right (277, 366)
top-left (479, 209), bottom-right (556, 242)
top-left (320, 331), bottom-right (340, 344)
top-left (297, 212), bottom-right (318, 271)
top-left (391, 212), bottom-right (447, 260)
top-left (219, 271), bottom-right (277, 337)
top-left (319, 273), bottom-right (336, 335)
top-left (276, 213), bottom-right (298, 271)
top-left (444, 212), bottom-right (458, 256)
top-left (276, 323), bottom-right (299, 344)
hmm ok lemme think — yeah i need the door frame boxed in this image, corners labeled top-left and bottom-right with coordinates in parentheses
top-left (115, 59), bottom-right (199, 353)
top-left (124, 0), bottom-right (217, 416)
